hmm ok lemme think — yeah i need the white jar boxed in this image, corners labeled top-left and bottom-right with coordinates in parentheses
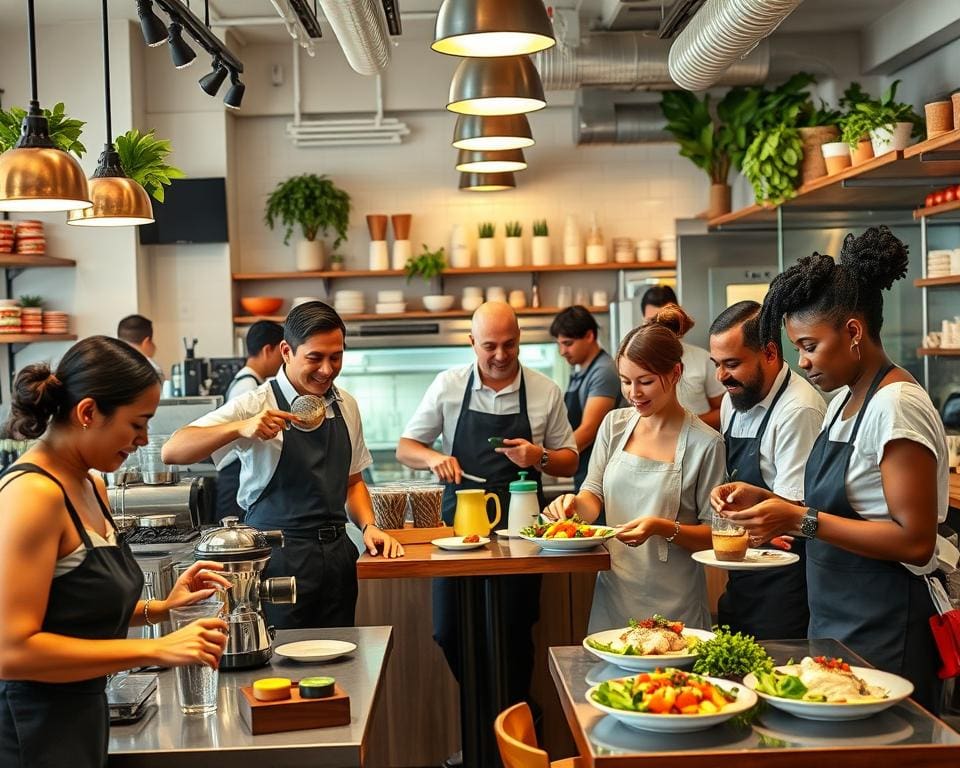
top-left (504, 237), bottom-right (524, 267)
top-left (477, 238), bottom-right (497, 268)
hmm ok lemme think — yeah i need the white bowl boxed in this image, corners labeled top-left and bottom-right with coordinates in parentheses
top-left (423, 295), bottom-right (456, 312)
top-left (462, 296), bottom-right (483, 312)
top-left (375, 302), bottom-right (407, 314)
top-left (377, 289), bottom-right (404, 303)
top-left (582, 627), bottom-right (715, 671)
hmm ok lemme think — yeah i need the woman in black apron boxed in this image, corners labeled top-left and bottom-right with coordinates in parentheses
top-left (0, 337), bottom-right (229, 767)
top-left (713, 227), bottom-right (947, 711)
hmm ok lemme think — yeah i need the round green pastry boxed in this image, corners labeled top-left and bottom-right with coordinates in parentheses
top-left (298, 676), bottom-right (336, 698)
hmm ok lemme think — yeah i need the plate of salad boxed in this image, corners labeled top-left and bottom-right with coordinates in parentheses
top-left (519, 516), bottom-right (616, 551)
top-left (586, 668), bottom-right (757, 733)
top-left (583, 616), bottom-right (714, 671)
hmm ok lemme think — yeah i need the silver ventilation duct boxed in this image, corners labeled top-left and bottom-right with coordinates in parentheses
top-left (318, 0), bottom-right (391, 75)
top-left (668, 0), bottom-right (803, 90)
top-left (575, 95), bottom-right (671, 144)
top-left (534, 31), bottom-right (768, 91)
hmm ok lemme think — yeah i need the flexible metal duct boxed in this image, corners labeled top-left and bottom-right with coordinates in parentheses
top-left (668, 0), bottom-right (803, 91)
top-left (318, 0), bottom-right (391, 76)
top-left (575, 100), bottom-right (670, 144)
top-left (534, 31), bottom-right (768, 91)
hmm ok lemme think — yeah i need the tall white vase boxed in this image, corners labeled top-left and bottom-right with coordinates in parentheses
top-left (369, 241), bottom-right (389, 271)
top-left (531, 236), bottom-right (551, 266)
top-left (477, 238), bottom-right (497, 268)
top-left (504, 237), bottom-right (524, 267)
top-left (296, 239), bottom-right (325, 271)
top-left (450, 225), bottom-right (472, 268)
top-left (392, 240), bottom-right (412, 270)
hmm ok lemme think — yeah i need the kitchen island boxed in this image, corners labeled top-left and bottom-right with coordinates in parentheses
top-left (109, 626), bottom-right (391, 767)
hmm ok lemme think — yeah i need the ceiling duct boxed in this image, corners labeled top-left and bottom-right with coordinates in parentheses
top-left (575, 91), bottom-right (671, 145)
top-left (534, 31), bottom-right (768, 91)
top-left (668, 0), bottom-right (803, 90)
top-left (318, 0), bottom-right (391, 75)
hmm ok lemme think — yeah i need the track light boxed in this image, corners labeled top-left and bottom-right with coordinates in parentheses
top-left (224, 69), bottom-right (245, 110)
top-left (167, 22), bottom-right (196, 69)
top-left (199, 57), bottom-right (228, 96)
top-left (137, 0), bottom-right (168, 47)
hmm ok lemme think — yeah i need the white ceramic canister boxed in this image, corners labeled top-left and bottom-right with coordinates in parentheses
top-left (392, 240), bottom-right (412, 270)
top-left (531, 235), bottom-right (551, 266)
top-left (369, 241), bottom-right (390, 271)
top-left (504, 237), bottom-right (524, 267)
top-left (507, 472), bottom-right (540, 535)
top-left (451, 224), bottom-right (472, 269)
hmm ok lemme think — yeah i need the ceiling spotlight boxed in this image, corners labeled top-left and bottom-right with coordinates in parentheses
top-left (433, 0), bottom-right (555, 58)
top-left (224, 69), bottom-right (245, 110)
top-left (167, 22), bottom-right (196, 69)
top-left (453, 114), bottom-right (534, 151)
top-left (448, 55), bottom-right (546, 116)
top-left (458, 172), bottom-right (517, 192)
top-left (199, 57), bottom-right (228, 96)
top-left (137, 0), bottom-right (168, 47)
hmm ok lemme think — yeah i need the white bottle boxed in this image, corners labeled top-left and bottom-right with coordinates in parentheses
top-left (507, 472), bottom-right (541, 535)
top-left (563, 214), bottom-right (583, 265)
top-left (450, 224), bottom-right (471, 269)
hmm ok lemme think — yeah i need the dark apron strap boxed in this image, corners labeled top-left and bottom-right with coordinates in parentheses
top-left (0, 463), bottom-right (95, 549)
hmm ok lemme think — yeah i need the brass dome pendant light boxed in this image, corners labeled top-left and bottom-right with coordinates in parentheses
top-left (447, 55), bottom-right (546, 116)
top-left (0, 0), bottom-right (91, 212)
top-left (69, 0), bottom-right (154, 227)
top-left (452, 114), bottom-right (534, 151)
top-left (458, 171), bottom-right (516, 192)
top-left (432, 0), bottom-right (555, 58)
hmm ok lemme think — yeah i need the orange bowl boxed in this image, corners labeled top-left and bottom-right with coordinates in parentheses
top-left (240, 296), bottom-right (284, 316)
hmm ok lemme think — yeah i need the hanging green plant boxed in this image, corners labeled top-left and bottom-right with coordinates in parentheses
top-left (114, 129), bottom-right (185, 203)
top-left (742, 123), bottom-right (804, 205)
top-left (265, 173), bottom-right (352, 247)
top-left (0, 102), bottom-right (86, 157)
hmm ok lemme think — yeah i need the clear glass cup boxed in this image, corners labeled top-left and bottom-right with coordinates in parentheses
top-left (169, 601), bottom-right (223, 715)
top-left (711, 512), bottom-right (749, 562)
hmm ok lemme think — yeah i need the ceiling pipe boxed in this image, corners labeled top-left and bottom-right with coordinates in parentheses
top-left (317, 0), bottom-right (391, 75)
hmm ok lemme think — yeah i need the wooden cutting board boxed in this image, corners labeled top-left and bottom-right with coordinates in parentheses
top-left (238, 683), bottom-right (351, 735)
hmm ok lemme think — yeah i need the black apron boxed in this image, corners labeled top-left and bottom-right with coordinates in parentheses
top-left (434, 369), bottom-right (543, 705)
top-left (0, 464), bottom-right (143, 768)
top-left (565, 350), bottom-right (615, 494)
top-left (804, 364), bottom-right (942, 712)
top-left (717, 370), bottom-right (809, 639)
top-left (244, 379), bottom-right (357, 630)
top-left (215, 372), bottom-right (262, 522)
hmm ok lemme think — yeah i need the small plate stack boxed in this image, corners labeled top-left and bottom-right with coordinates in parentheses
top-left (42, 310), bottom-right (69, 335)
top-left (927, 249), bottom-right (954, 278)
top-left (333, 290), bottom-right (365, 316)
top-left (0, 299), bottom-right (21, 334)
top-left (15, 220), bottom-right (45, 255)
top-left (375, 289), bottom-right (406, 315)
top-left (20, 306), bottom-right (43, 334)
top-left (0, 222), bottom-right (14, 253)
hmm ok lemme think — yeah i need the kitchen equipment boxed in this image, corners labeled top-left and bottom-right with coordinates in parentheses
top-left (194, 517), bottom-right (297, 669)
top-left (171, 601), bottom-right (223, 714)
top-left (138, 513), bottom-right (179, 528)
top-left (138, 445), bottom-right (180, 485)
top-left (452, 489), bottom-right (501, 537)
top-left (507, 471), bottom-right (540, 536)
top-left (408, 483), bottom-right (444, 528)
top-left (370, 485), bottom-right (408, 529)
top-left (460, 471), bottom-right (487, 484)
top-left (290, 394), bottom-right (327, 431)
top-left (107, 673), bottom-right (158, 724)
top-left (107, 477), bottom-right (211, 529)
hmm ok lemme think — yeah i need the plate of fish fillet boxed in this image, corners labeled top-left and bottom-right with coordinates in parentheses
top-left (583, 617), bottom-right (714, 671)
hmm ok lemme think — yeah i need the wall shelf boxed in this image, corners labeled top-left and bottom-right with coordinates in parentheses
top-left (232, 262), bottom-right (675, 281)
top-left (0, 254), bottom-right (76, 269)
top-left (913, 199), bottom-right (960, 220)
top-left (917, 347), bottom-right (960, 357)
top-left (914, 275), bottom-right (960, 287)
top-left (234, 306), bottom-right (610, 325)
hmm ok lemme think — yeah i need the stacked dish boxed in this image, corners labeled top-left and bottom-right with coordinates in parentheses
top-left (42, 310), bottom-right (69, 334)
top-left (334, 290), bottom-right (365, 316)
top-left (0, 222), bottom-right (14, 253)
top-left (15, 220), bottom-right (45, 255)
top-left (375, 289), bottom-right (406, 315)
top-left (20, 307), bottom-right (42, 334)
top-left (0, 300), bottom-right (21, 334)
top-left (927, 249), bottom-right (954, 278)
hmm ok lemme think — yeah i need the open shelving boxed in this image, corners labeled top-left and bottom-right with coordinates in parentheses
top-left (234, 305), bottom-right (611, 325)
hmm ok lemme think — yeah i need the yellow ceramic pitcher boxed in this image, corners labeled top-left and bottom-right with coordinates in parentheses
top-left (453, 489), bottom-right (501, 537)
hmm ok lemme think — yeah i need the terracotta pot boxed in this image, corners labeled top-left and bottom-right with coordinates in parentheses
top-left (851, 138), bottom-right (874, 166)
top-left (821, 142), bottom-right (852, 175)
top-left (925, 101), bottom-right (953, 137)
top-left (707, 183), bottom-right (732, 219)
top-left (366, 214), bottom-right (388, 241)
top-left (330, 261), bottom-right (344, 271)
top-left (798, 125), bottom-right (839, 184)
top-left (391, 213), bottom-right (412, 241)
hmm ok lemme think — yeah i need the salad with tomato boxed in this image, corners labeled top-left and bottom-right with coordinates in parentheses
top-left (520, 515), bottom-right (613, 539)
top-left (591, 669), bottom-right (738, 715)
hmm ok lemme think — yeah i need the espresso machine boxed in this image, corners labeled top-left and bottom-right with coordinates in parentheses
top-left (193, 517), bottom-right (297, 669)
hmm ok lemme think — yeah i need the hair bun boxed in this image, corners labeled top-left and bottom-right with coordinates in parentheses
top-left (839, 225), bottom-right (909, 291)
top-left (651, 303), bottom-right (695, 338)
top-left (6, 364), bottom-right (63, 439)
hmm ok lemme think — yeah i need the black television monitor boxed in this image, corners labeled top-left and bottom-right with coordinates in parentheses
top-left (139, 177), bottom-right (228, 245)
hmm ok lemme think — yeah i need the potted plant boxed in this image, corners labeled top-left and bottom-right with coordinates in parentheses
top-left (840, 81), bottom-right (923, 159)
top-left (504, 221), bottom-right (523, 267)
top-left (329, 253), bottom-right (345, 272)
top-left (404, 244), bottom-right (446, 283)
top-left (115, 129), bottom-right (185, 202)
top-left (796, 100), bottom-right (842, 184)
top-left (265, 173), bottom-right (351, 272)
top-left (836, 82), bottom-right (876, 166)
top-left (0, 102), bottom-right (86, 156)
top-left (531, 219), bottom-right (550, 266)
top-left (742, 121), bottom-right (805, 205)
top-left (477, 222), bottom-right (496, 268)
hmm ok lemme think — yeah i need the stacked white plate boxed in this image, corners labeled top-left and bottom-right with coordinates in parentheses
top-left (334, 289), bottom-right (365, 316)
top-left (377, 289), bottom-right (404, 303)
top-left (375, 301), bottom-right (407, 314)
top-left (927, 249), bottom-right (953, 278)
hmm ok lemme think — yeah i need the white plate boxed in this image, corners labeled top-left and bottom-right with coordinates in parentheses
top-left (583, 627), bottom-right (715, 671)
top-left (432, 536), bottom-right (490, 551)
top-left (586, 674), bottom-right (757, 733)
top-left (753, 708), bottom-right (915, 746)
top-left (742, 665), bottom-right (914, 721)
top-left (520, 528), bottom-right (617, 551)
top-left (274, 639), bottom-right (357, 663)
top-left (691, 548), bottom-right (799, 570)
top-left (495, 528), bottom-right (520, 538)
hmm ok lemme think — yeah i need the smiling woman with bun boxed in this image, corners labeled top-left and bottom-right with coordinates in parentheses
top-left (0, 336), bottom-right (230, 767)
top-left (544, 305), bottom-right (726, 633)
top-left (711, 227), bottom-right (950, 712)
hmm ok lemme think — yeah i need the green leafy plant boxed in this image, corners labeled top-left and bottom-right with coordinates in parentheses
top-left (742, 122), bottom-right (804, 205)
top-left (114, 129), bottom-right (185, 203)
top-left (18, 295), bottom-right (43, 308)
top-left (691, 626), bottom-right (774, 679)
top-left (265, 173), bottom-right (352, 247)
top-left (404, 244), bottom-right (447, 283)
top-left (532, 219), bottom-right (548, 237)
top-left (0, 102), bottom-right (86, 157)
top-left (839, 80), bottom-right (924, 148)
top-left (661, 90), bottom-right (729, 184)
top-left (505, 221), bottom-right (522, 237)
top-left (478, 222), bottom-right (495, 238)
top-left (330, 253), bottom-right (344, 264)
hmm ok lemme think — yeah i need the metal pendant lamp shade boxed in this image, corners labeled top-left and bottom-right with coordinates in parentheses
top-left (455, 148), bottom-right (527, 173)
top-left (458, 171), bottom-right (516, 191)
top-left (432, 0), bottom-right (555, 57)
top-left (447, 55), bottom-right (546, 116)
top-left (453, 114), bottom-right (534, 151)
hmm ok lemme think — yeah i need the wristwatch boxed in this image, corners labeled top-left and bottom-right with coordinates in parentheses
top-left (539, 447), bottom-right (549, 468)
top-left (800, 507), bottom-right (819, 539)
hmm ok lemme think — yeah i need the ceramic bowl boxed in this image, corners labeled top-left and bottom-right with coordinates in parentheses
top-left (423, 295), bottom-right (456, 312)
top-left (240, 296), bottom-right (284, 316)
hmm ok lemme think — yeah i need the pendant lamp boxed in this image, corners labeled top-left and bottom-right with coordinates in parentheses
top-left (432, 0), bottom-right (555, 58)
top-left (452, 114), bottom-right (534, 151)
top-left (458, 172), bottom-right (516, 192)
top-left (68, 0), bottom-right (154, 227)
top-left (455, 148), bottom-right (527, 174)
top-left (0, 0), bottom-right (91, 212)
top-left (447, 56), bottom-right (546, 116)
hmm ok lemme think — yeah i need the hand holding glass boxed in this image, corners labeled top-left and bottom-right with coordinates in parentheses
top-left (711, 512), bottom-right (748, 562)
top-left (169, 601), bottom-right (224, 715)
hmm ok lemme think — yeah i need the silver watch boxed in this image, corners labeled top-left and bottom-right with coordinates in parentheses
top-left (800, 507), bottom-right (819, 539)
top-left (539, 448), bottom-right (549, 468)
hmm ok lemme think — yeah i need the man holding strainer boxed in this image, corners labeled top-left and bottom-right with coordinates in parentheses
top-left (163, 302), bottom-right (403, 630)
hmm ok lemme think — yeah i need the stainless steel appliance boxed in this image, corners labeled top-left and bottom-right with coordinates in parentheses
top-left (127, 545), bottom-right (196, 641)
top-left (107, 477), bottom-right (212, 529)
top-left (193, 518), bottom-right (297, 669)
top-left (169, 357), bottom-right (246, 397)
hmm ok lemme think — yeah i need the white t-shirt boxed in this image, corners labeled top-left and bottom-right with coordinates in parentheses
top-left (678, 342), bottom-right (726, 416)
top-left (188, 366), bottom-right (372, 511)
top-left (824, 381), bottom-right (949, 575)
top-left (225, 366), bottom-right (263, 401)
top-left (720, 364), bottom-right (827, 500)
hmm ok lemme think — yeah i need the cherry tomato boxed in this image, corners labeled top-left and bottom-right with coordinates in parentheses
top-left (934, 190), bottom-right (946, 206)
top-left (946, 187), bottom-right (957, 204)
top-left (925, 193), bottom-right (936, 208)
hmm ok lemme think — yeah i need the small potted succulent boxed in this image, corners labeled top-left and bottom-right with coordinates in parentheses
top-left (329, 253), bottom-right (345, 272)
top-left (477, 221), bottom-right (496, 268)
top-left (531, 219), bottom-right (550, 266)
top-left (840, 81), bottom-right (923, 160)
top-left (504, 221), bottom-right (523, 267)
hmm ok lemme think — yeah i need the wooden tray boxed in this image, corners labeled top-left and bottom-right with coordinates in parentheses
top-left (238, 683), bottom-right (350, 735)
top-left (387, 524), bottom-right (454, 545)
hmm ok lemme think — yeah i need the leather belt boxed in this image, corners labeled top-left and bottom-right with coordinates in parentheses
top-left (316, 524), bottom-right (345, 543)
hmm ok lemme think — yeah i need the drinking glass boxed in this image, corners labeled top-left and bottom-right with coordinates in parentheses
top-left (711, 512), bottom-right (748, 562)
top-left (169, 600), bottom-right (223, 715)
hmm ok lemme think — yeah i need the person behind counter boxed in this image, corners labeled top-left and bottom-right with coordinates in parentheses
top-left (641, 286), bottom-right (725, 429)
top-left (0, 336), bottom-right (229, 768)
top-left (215, 320), bottom-right (285, 521)
top-left (544, 305), bottom-right (725, 633)
top-left (163, 302), bottom-right (403, 631)
top-left (712, 226), bottom-right (949, 712)
top-left (708, 301), bottom-right (826, 640)
top-left (550, 306), bottom-right (625, 495)
top-left (117, 314), bottom-right (163, 380)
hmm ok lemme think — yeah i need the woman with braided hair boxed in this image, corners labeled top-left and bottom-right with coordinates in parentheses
top-left (710, 226), bottom-right (949, 712)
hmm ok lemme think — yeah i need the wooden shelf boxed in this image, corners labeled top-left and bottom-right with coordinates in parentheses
top-left (0, 254), bottom-right (76, 269)
top-left (234, 306), bottom-right (610, 325)
top-left (903, 128), bottom-right (960, 159)
top-left (232, 262), bottom-right (675, 281)
top-left (917, 347), bottom-right (960, 357)
top-left (0, 333), bottom-right (76, 344)
top-left (914, 275), bottom-right (960, 287)
top-left (913, 198), bottom-right (960, 220)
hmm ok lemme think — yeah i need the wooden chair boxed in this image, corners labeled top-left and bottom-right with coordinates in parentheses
top-left (494, 702), bottom-right (582, 768)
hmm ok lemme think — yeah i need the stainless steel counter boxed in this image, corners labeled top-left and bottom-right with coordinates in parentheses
top-left (109, 626), bottom-right (392, 768)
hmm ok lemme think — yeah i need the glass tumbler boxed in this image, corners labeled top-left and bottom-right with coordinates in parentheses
top-left (169, 601), bottom-right (224, 715)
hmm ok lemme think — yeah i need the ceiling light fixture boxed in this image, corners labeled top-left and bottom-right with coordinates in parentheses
top-left (167, 21), bottom-right (196, 68)
top-left (452, 114), bottom-right (534, 151)
top-left (455, 148), bottom-right (527, 173)
top-left (458, 171), bottom-right (516, 192)
top-left (68, 0), bottom-right (154, 227)
top-left (447, 55), bottom-right (546, 116)
top-left (224, 68), bottom-right (246, 110)
top-left (0, 0), bottom-right (91, 212)
top-left (433, 0), bottom-right (555, 57)
top-left (199, 56), bottom-right (228, 95)
top-left (137, 0), bottom-right (169, 46)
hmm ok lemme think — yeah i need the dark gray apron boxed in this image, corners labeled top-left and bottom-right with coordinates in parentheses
top-left (564, 349), bottom-right (615, 494)
top-left (805, 364), bottom-right (941, 712)
top-left (0, 464), bottom-right (143, 768)
top-left (245, 379), bottom-right (357, 629)
top-left (717, 370), bottom-right (809, 639)
top-left (215, 371), bottom-right (262, 522)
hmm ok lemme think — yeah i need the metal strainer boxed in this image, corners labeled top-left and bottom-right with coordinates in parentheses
top-left (290, 394), bottom-right (327, 432)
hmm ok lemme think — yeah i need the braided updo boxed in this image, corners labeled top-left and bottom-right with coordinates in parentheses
top-left (759, 225), bottom-right (909, 346)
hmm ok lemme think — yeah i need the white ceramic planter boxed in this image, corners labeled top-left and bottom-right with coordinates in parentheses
top-left (477, 238), bottom-right (497, 268)
top-left (392, 240), bottom-right (412, 270)
top-left (369, 240), bottom-right (389, 271)
top-left (296, 239), bottom-right (325, 271)
top-left (504, 237), bottom-right (524, 267)
top-left (531, 236), bottom-right (551, 266)
top-left (870, 122), bottom-right (913, 156)
top-left (821, 141), bottom-right (852, 175)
